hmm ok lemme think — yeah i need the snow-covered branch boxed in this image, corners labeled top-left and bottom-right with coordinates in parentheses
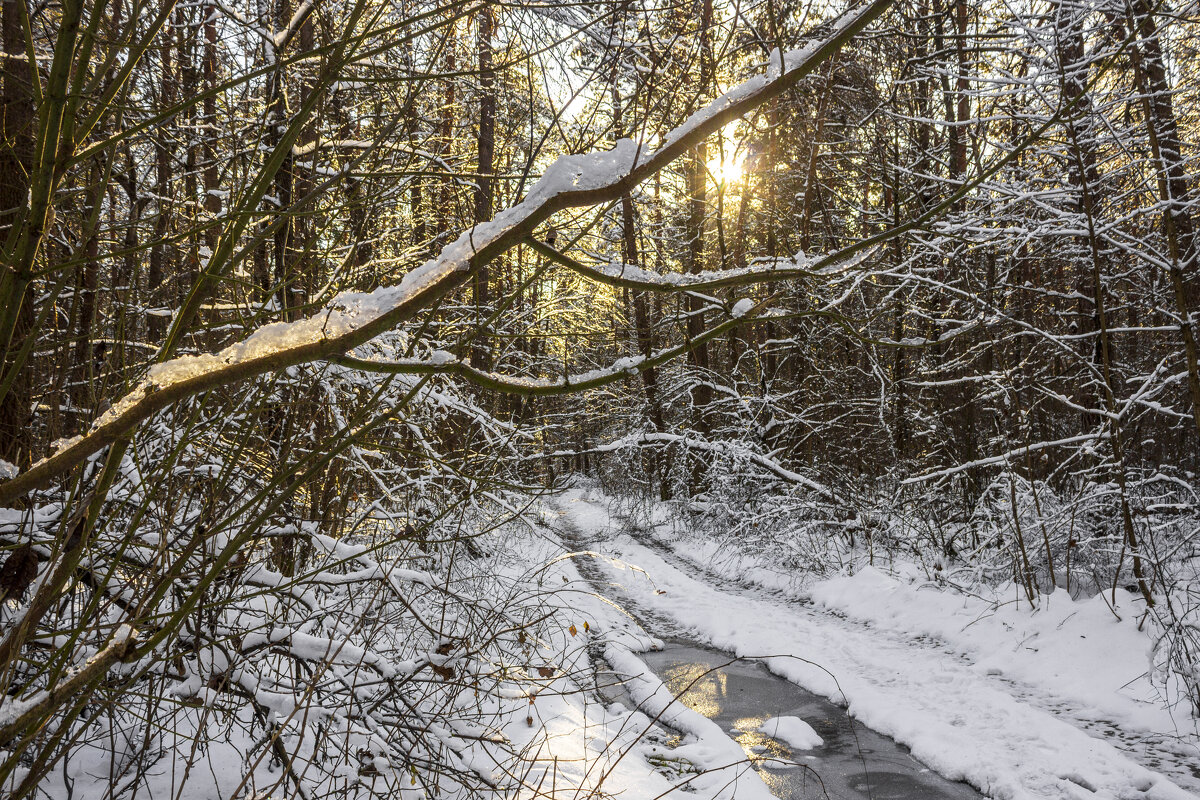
top-left (583, 432), bottom-right (834, 498)
top-left (0, 0), bottom-right (892, 505)
top-left (335, 299), bottom-right (769, 395)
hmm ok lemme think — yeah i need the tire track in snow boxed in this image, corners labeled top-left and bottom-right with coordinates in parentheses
top-left (616, 524), bottom-right (1200, 793)
top-left (629, 523), bottom-right (1200, 794)
top-left (553, 496), bottom-right (1200, 800)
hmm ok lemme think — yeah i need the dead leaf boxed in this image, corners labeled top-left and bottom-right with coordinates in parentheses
top-left (0, 544), bottom-right (39, 603)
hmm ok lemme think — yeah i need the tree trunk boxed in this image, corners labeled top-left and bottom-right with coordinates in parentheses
top-left (471, 3), bottom-right (495, 371)
top-left (1125, 1), bottom-right (1200, 439)
top-left (148, 16), bottom-right (176, 343)
top-left (0, 0), bottom-right (34, 469)
top-left (684, 0), bottom-right (714, 439)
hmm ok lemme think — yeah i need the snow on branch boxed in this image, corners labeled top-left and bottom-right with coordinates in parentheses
top-left (523, 236), bottom-right (884, 293)
top-left (0, 0), bottom-right (893, 505)
top-left (335, 298), bottom-right (771, 395)
top-left (273, 0), bottom-right (320, 50)
top-left (900, 432), bottom-right (1109, 486)
top-left (0, 624), bottom-right (138, 747)
top-left (582, 432), bottom-right (834, 499)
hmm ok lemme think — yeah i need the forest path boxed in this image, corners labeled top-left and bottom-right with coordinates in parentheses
top-left (620, 522), bottom-right (1200, 795)
top-left (550, 491), bottom-right (1200, 800)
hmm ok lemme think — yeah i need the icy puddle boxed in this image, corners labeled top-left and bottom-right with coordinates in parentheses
top-left (642, 642), bottom-right (982, 800)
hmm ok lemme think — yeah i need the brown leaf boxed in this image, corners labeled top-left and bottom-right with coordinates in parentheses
top-left (0, 544), bottom-right (39, 603)
top-left (357, 748), bottom-right (381, 777)
top-left (431, 663), bottom-right (456, 681)
top-left (568, 624), bottom-right (577, 637)
top-left (536, 666), bottom-right (554, 678)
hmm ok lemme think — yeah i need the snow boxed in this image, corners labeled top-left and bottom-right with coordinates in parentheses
top-left (0, 624), bottom-right (139, 730)
top-left (808, 567), bottom-right (1179, 734)
top-left (552, 488), bottom-right (1200, 800)
top-left (731, 298), bottom-right (754, 318)
top-left (457, 520), bottom-right (784, 800)
top-left (758, 716), bottom-right (823, 750)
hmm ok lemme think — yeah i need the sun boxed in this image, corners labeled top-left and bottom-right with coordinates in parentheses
top-left (708, 149), bottom-right (745, 185)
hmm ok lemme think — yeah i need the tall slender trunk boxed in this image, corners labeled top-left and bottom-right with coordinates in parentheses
top-left (203, 2), bottom-right (221, 264)
top-left (1057, 4), bottom-right (1154, 606)
top-left (115, 158), bottom-right (139, 382)
top-left (471, 3), bottom-right (495, 371)
top-left (71, 172), bottom-right (103, 411)
top-left (800, 64), bottom-right (835, 253)
top-left (612, 77), bottom-right (666, 441)
top-left (271, 1), bottom-right (295, 320)
top-left (148, 18), bottom-right (176, 342)
top-left (0, 0), bottom-right (34, 469)
top-left (761, 99), bottom-right (779, 388)
top-left (334, 93), bottom-right (373, 274)
top-left (436, 31), bottom-right (457, 247)
top-left (685, 0), bottom-right (714, 438)
top-left (1125, 1), bottom-right (1200, 440)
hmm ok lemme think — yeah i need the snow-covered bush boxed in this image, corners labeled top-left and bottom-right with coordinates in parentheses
top-left (0, 340), bottom-right (589, 799)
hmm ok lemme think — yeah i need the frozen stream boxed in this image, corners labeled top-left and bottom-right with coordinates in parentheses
top-left (640, 641), bottom-right (982, 800)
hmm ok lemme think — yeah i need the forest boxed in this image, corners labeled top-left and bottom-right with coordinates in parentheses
top-left (0, 0), bottom-right (1198, 797)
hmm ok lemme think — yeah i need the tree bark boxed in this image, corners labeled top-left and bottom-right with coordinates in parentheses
top-left (1125, 1), bottom-right (1200, 438)
top-left (684, 0), bottom-right (714, 437)
top-left (0, 0), bottom-right (34, 469)
top-left (471, 3), bottom-right (495, 371)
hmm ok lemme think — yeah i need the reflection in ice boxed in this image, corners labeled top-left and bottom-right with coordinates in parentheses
top-left (642, 643), bottom-right (982, 800)
top-left (660, 661), bottom-right (730, 719)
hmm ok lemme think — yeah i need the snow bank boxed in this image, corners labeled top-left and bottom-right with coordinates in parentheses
top-left (809, 567), bottom-right (1182, 736)
top-left (758, 716), bottom-right (823, 750)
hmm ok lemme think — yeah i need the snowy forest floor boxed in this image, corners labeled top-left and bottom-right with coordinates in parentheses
top-left (543, 484), bottom-right (1200, 800)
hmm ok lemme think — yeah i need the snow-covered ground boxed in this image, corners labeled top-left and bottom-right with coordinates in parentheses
top-left (548, 487), bottom-right (1200, 800)
top-left (490, 506), bottom-right (784, 800)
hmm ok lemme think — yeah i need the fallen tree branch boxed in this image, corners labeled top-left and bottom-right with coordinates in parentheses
top-left (561, 432), bottom-right (835, 499)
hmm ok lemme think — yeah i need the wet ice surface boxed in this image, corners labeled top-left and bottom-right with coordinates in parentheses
top-left (642, 642), bottom-right (983, 800)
